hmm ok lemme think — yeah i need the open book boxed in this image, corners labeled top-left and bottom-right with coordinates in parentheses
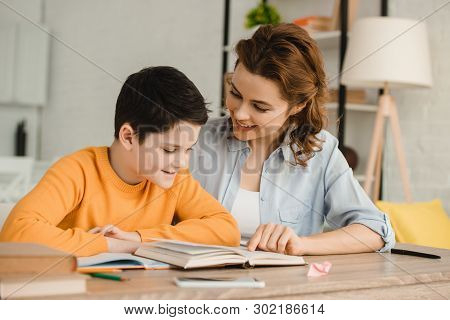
top-left (77, 253), bottom-right (169, 272)
top-left (134, 239), bottom-right (306, 269)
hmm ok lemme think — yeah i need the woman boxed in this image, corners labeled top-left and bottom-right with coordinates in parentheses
top-left (190, 23), bottom-right (394, 255)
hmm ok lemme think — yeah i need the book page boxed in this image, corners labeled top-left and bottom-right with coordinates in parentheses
top-left (230, 247), bottom-right (306, 266)
top-left (77, 253), bottom-right (168, 269)
top-left (145, 239), bottom-right (235, 255)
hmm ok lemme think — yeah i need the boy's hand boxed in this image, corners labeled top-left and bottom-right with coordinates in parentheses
top-left (105, 237), bottom-right (140, 253)
top-left (88, 224), bottom-right (141, 242)
top-left (247, 223), bottom-right (305, 256)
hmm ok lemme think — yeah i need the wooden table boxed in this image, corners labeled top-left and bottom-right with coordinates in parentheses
top-left (55, 244), bottom-right (450, 299)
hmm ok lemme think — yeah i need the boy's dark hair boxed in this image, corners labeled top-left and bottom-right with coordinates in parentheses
top-left (114, 66), bottom-right (209, 142)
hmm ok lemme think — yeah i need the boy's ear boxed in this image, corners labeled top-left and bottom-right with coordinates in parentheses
top-left (118, 123), bottom-right (136, 151)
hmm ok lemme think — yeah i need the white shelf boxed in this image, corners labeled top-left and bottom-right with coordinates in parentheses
top-left (310, 30), bottom-right (341, 49)
top-left (326, 102), bottom-right (378, 113)
top-left (224, 30), bottom-right (341, 52)
top-left (354, 175), bottom-right (377, 184)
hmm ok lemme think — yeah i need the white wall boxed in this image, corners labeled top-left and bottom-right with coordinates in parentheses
top-left (0, 0), bottom-right (224, 159)
top-left (0, 0), bottom-right (42, 157)
top-left (40, 0), bottom-right (224, 159)
top-left (383, 0), bottom-right (450, 213)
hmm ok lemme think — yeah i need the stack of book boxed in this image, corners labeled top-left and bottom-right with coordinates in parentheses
top-left (0, 242), bottom-right (86, 299)
top-left (135, 239), bottom-right (306, 269)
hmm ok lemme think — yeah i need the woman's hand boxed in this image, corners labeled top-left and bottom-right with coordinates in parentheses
top-left (88, 224), bottom-right (141, 242)
top-left (247, 223), bottom-right (304, 256)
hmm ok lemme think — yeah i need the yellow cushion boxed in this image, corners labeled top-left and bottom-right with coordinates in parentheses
top-left (376, 199), bottom-right (450, 249)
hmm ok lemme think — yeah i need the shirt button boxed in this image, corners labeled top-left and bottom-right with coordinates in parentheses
top-left (260, 197), bottom-right (264, 202)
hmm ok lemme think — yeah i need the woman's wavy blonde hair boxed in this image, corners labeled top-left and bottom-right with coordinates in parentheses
top-left (234, 23), bottom-right (328, 167)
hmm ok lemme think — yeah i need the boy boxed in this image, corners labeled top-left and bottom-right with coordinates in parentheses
top-left (0, 66), bottom-right (240, 256)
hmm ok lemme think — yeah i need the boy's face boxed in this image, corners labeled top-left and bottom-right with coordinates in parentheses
top-left (132, 121), bottom-right (201, 189)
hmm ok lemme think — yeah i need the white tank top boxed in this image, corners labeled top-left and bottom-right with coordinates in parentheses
top-left (230, 188), bottom-right (261, 242)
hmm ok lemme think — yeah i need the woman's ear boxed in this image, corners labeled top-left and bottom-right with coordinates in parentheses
top-left (118, 123), bottom-right (136, 151)
top-left (288, 103), bottom-right (306, 117)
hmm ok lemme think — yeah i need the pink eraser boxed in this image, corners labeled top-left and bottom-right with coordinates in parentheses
top-left (307, 261), bottom-right (332, 277)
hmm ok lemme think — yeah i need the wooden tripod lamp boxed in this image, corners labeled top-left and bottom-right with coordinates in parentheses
top-left (341, 17), bottom-right (432, 202)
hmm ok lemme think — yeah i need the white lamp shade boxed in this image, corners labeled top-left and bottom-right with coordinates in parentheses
top-left (341, 17), bottom-right (433, 89)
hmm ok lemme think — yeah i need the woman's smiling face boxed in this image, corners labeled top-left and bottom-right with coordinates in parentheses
top-left (226, 63), bottom-right (293, 143)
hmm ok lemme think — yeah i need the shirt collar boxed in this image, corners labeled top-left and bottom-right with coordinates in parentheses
top-left (272, 125), bottom-right (311, 172)
top-left (278, 126), bottom-right (306, 168)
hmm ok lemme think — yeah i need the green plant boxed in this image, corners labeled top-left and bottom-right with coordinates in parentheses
top-left (245, 1), bottom-right (281, 29)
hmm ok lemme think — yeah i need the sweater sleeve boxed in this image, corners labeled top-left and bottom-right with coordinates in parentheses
top-left (0, 157), bottom-right (108, 257)
top-left (137, 170), bottom-right (240, 246)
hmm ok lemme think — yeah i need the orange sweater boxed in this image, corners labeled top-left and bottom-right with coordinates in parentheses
top-left (0, 147), bottom-right (240, 256)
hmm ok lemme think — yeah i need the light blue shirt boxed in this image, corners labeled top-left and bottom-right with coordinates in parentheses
top-left (189, 117), bottom-right (395, 252)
